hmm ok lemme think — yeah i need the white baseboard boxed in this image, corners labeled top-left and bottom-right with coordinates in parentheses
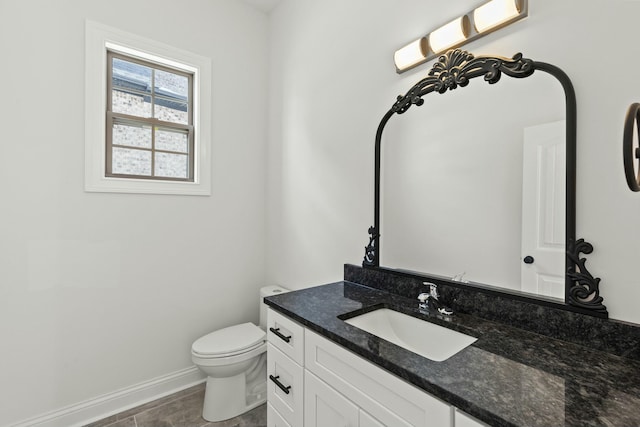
top-left (9, 366), bottom-right (206, 427)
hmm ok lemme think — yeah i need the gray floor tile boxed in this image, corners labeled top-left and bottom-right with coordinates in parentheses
top-left (201, 405), bottom-right (266, 427)
top-left (87, 383), bottom-right (266, 427)
top-left (86, 416), bottom-right (137, 427)
top-left (238, 404), bottom-right (267, 427)
top-left (135, 388), bottom-right (207, 427)
top-left (83, 384), bottom-right (205, 427)
top-left (83, 415), bottom-right (119, 427)
top-left (122, 383), bottom-right (206, 420)
top-left (201, 419), bottom-right (241, 427)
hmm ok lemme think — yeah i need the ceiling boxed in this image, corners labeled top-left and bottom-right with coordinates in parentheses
top-left (242, 0), bottom-right (282, 13)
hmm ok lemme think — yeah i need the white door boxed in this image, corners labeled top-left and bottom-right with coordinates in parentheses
top-left (304, 370), bottom-right (359, 427)
top-left (521, 120), bottom-right (566, 298)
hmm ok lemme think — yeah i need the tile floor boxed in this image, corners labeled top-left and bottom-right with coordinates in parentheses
top-left (83, 383), bottom-right (267, 427)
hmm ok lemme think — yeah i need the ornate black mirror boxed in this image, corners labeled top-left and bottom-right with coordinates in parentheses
top-left (363, 49), bottom-right (607, 318)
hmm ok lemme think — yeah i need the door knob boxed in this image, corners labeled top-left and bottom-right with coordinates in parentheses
top-left (523, 256), bottom-right (534, 264)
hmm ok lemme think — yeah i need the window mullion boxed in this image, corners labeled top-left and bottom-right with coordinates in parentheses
top-left (153, 147), bottom-right (190, 155)
top-left (151, 126), bottom-right (156, 177)
top-left (111, 144), bottom-right (153, 152)
top-left (110, 112), bottom-right (192, 132)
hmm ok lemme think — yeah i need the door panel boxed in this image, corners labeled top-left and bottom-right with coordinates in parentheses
top-left (304, 370), bottom-right (359, 427)
top-left (521, 120), bottom-right (566, 298)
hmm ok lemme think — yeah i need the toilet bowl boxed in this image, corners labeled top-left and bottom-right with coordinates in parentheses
top-left (192, 286), bottom-right (288, 422)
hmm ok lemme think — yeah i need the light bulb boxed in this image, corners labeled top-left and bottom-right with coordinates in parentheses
top-left (394, 38), bottom-right (428, 71)
top-left (429, 16), bottom-right (470, 54)
top-left (474, 0), bottom-right (522, 33)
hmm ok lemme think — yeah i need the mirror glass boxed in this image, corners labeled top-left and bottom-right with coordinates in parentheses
top-left (381, 71), bottom-right (566, 300)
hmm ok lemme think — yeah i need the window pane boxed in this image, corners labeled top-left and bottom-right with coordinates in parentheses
top-left (155, 128), bottom-right (188, 153)
top-left (106, 51), bottom-right (195, 183)
top-left (155, 69), bottom-right (188, 99)
top-left (112, 147), bottom-right (152, 176)
top-left (112, 58), bottom-right (152, 95)
top-left (113, 123), bottom-right (152, 149)
top-left (154, 97), bottom-right (188, 124)
top-left (112, 89), bottom-right (152, 117)
top-left (155, 152), bottom-right (188, 178)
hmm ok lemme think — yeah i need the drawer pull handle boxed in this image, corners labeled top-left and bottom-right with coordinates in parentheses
top-left (269, 375), bottom-right (292, 394)
top-left (269, 327), bottom-right (292, 343)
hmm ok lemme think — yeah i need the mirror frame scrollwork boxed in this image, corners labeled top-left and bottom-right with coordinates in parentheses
top-left (363, 49), bottom-right (608, 318)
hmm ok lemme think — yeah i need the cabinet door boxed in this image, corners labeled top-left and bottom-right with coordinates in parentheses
top-left (455, 409), bottom-right (488, 427)
top-left (267, 403), bottom-right (292, 427)
top-left (305, 329), bottom-right (451, 427)
top-left (359, 410), bottom-right (386, 427)
top-left (305, 370), bottom-right (359, 427)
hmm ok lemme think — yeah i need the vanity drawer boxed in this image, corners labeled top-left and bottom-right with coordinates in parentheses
top-left (267, 343), bottom-right (304, 427)
top-left (267, 308), bottom-right (305, 365)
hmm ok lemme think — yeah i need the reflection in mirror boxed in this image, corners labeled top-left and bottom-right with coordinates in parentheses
top-left (381, 72), bottom-right (566, 299)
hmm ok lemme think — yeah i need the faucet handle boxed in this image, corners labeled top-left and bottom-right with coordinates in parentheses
top-left (417, 292), bottom-right (430, 309)
top-left (417, 292), bottom-right (430, 303)
top-left (423, 282), bottom-right (439, 300)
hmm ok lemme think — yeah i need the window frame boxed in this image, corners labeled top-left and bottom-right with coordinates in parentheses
top-left (85, 20), bottom-right (212, 195)
top-left (106, 51), bottom-right (195, 182)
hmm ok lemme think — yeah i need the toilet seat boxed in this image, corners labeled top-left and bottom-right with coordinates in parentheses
top-left (192, 322), bottom-right (266, 358)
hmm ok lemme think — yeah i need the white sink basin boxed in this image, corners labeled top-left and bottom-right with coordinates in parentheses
top-left (344, 308), bottom-right (477, 362)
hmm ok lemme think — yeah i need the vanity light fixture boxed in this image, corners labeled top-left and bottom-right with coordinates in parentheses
top-left (393, 0), bottom-right (528, 73)
top-left (474, 0), bottom-right (524, 33)
top-left (394, 37), bottom-right (429, 71)
top-left (429, 16), bottom-right (471, 54)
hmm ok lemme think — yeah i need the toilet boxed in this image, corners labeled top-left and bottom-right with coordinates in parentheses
top-left (191, 285), bottom-right (288, 422)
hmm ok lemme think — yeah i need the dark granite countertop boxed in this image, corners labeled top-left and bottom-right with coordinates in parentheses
top-left (264, 281), bottom-right (640, 427)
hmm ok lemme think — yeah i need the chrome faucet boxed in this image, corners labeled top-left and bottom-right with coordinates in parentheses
top-left (417, 292), bottom-right (430, 311)
top-left (417, 282), bottom-right (453, 316)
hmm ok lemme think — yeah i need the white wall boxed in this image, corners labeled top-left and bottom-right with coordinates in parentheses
top-left (266, 0), bottom-right (640, 324)
top-left (0, 0), bottom-right (268, 425)
top-left (3, 0), bottom-right (640, 423)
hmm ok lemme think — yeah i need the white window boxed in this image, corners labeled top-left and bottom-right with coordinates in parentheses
top-left (85, 21), bottom-right (212, 195)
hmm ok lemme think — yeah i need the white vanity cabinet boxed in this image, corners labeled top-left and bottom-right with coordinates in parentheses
top-left (454, 409), bottom-right (489, 427)
top-left (267, 309), bottom-right (305, 427)
top-left (304, 369), bottom-right (359, 427)
top-left (266, 308), bottom-right (489, 427)
top-left (304, 329), bottom-right (451, 427)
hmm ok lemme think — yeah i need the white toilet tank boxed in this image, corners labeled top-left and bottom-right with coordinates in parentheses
top-left (259, 285), bottom-right (289, 329)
